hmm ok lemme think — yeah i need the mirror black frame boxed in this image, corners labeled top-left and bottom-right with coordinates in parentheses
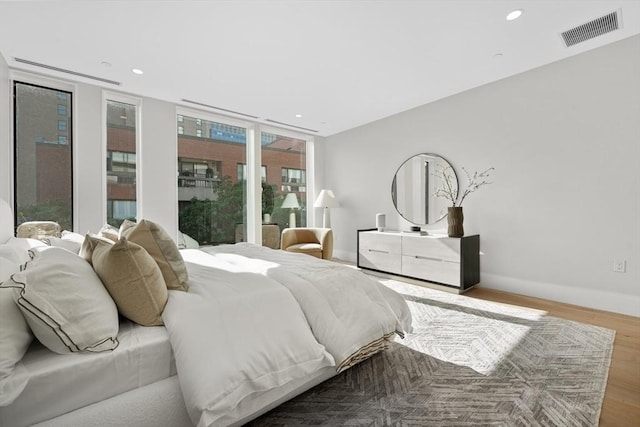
top-left (391, 153), bottom-right (458, 225)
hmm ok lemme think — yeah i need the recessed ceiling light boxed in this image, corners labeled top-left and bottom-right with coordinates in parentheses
top-left (295, 114), bottom-right (302, 118)
top-left (506, 9), bottom-right (523, 21)
top-left (101, 61), bottom-right (112, 68)
top-left (132, 68), bottom-right (144, 75)
top-left (493, 53), bottom-right (504, 58)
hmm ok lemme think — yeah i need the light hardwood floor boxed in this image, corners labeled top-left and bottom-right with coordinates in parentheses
top-left (464, 287), bottom-right (640, 427)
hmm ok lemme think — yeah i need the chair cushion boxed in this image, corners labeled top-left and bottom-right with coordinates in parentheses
top-left (285, 243), bottom-right (323, 258)
top-left (16, 221), bottom-right (61, 240)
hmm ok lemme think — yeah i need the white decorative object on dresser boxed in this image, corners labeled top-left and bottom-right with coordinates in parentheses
top-left (357, 229), bottom-right (480, 292)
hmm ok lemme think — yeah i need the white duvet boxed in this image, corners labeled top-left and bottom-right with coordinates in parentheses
top-left (163, 244), bottom-right (412, 427)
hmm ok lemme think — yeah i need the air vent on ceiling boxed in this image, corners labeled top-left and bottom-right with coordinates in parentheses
top-left (181, 99), bottom-right (260, 119)
top-left (13, 58), bottom-right (121, 85)
top-left (264, 119), bottom-right (318, 133)
top-left (560, 10), bottom-right (622, 47)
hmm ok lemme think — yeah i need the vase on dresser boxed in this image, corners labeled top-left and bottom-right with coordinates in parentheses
top-left (447, 206), bottom-right (464, 237)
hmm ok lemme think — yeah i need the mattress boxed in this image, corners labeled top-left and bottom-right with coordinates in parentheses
top-left (0, 320), bottom-right (175, 427)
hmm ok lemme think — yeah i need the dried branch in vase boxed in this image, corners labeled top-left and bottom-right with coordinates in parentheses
top-left (434, 165), bottom-right (494, 207)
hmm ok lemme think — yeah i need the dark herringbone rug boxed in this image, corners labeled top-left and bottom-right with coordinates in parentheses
top-left (248, 280), bottom-right (615, 427)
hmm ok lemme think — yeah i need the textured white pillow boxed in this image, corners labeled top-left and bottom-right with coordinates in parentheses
top-left (0, 257), bottom-right (33, 406)
top-left (6, 246), bottom-right (119, 354)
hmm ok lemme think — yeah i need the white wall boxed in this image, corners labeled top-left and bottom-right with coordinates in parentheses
top-left (138, 97), bottom-right (178, 240)
top-left (324, 35), bottom-right (640, 316)
top-left (0, 54), bottom-right (9, 203)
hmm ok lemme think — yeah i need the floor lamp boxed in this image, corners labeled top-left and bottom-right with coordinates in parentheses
top-left (313, 189), bottom-right (339, 228)
top-left (281, 193), bottom-right (300, 228)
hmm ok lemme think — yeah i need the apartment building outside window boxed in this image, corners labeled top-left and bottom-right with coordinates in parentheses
top-left (177, 112), bottom-right (308, 246)
top-left (13, 81), bottom-right (73, 230)
top-left (106, 99), bottom-right (138, 227)
top-left (177, 113), bottom-right (247, 245)
top-left (264, 132), bottom-right (307, 229)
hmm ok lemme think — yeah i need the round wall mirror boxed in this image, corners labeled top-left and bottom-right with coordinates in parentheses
top-left (391, 153), bottom-right (458, 225)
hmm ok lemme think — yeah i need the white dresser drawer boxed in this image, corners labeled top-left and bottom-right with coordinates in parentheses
top-left (402, 255), bottom-right (460, 286)
top-left (358, 232), bottom-right (402, 275)
top-left (359, 232), bottom-right (401, 254)
top-left (402, 235), bottom-right (461, 263)
top-left (359, 248), bottom-right (402, 275)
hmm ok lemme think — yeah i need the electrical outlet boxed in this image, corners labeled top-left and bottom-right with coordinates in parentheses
top-left (613, 260), bottom-right (626, 273)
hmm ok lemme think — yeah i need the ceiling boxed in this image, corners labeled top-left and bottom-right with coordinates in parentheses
top-left (1, 1), bottom-right (639, 137)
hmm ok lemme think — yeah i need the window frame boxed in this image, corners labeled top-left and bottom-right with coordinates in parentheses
top-left (11, 76), bottom-right (76, 231)
top-left (174, 107), bottom-right (316, 245)
top-left (102, 92), bottom-right (142, 226)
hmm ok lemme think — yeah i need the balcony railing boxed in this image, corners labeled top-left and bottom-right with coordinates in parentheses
top-left (178, 173), bottom-right (220, 188)
top-left (107, 171), bottom-right (136, 185)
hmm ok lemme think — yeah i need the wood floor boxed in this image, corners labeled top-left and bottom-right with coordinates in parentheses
top-left (464, 287), bottom-right (640, 427)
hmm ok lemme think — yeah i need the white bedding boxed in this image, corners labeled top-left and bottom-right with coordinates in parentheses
top-left (165, 244), bottom-right (412, 427)
top-left (0, 321), bottom-right (174, 427)
top-left (200, 243), bottom-right (413, 370)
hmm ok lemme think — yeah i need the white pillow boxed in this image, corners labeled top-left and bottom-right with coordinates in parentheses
top-left (0, 257), bottom-right (33, 406)
top-left (99, 223), bottom-right (120, 241)
top-left (0, 244), bottom-right (29, 266)
top-left (42, 237), bottom-right (82, 254)
top-left (178, 231), bottom-right (200, 249)
top-left (5, 246), bottom-right (119, 354)
top-left (62, 230), bottom-right (85, 246)
top-left (3, 237), bottom-right (46, 264)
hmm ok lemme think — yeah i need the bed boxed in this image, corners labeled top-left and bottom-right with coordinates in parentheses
top-left (0, 199), bottom-right (412, 427)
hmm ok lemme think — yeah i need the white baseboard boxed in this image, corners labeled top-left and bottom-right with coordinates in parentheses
top-left (480, 273), bottom-right (640, 318)
top-left (339, 250), bottom-right (640, 317)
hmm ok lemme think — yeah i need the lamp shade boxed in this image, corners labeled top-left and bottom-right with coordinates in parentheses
top-left (281, 193), bottom-right (300, 209)
top-left (313, 189), bottom-right (339, 208)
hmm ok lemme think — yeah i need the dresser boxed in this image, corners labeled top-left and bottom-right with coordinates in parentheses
top-left (357, 229), bottom-right (480, 291)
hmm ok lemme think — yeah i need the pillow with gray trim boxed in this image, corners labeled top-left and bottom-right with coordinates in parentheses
top-left (5, 246), bottom-right (119, 354)
top-left (0, 255), bottom-right (32, 406)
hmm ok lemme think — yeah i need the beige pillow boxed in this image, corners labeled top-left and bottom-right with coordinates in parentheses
top-left (5, 246), bottom-right (119, 355)
top-left (92, 236), bottom-right (168, 326)
top-left (120, 219), bottom-right (189, 292)
top-left (79, 233), bottom-right (114, 265)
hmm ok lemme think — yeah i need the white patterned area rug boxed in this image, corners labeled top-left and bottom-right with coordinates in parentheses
top-left (249, 279), bottom-right (615, 427)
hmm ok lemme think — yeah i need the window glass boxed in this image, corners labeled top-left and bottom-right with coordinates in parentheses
top-left (177, 114), bottom-right (247, 246)
top-left (106, 100), bottom-right (137, 227)
top-left (237, 164), bottom-right (267, 182)
top-left (14, 82), bottom-right (73, 230)
top-left (261, 132), bottom-right (306, 228)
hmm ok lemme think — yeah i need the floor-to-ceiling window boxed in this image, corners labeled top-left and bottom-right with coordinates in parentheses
top-left (106, 99), bottom-right (138, 227)
top-left (261, 130), bottom-right (307, 229)
top-left (176, 109), bottom-right (312, 247)
top-left (13, 81), bottom-right (73, 230)
top-left (177, 113), bottom-right (247, 245)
